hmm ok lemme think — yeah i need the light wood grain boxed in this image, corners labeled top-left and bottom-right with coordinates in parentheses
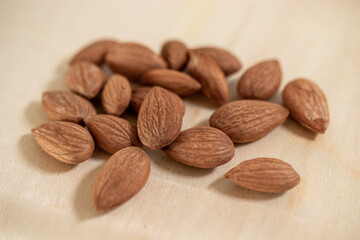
top-left (1, 0), bottom-right (360, 239)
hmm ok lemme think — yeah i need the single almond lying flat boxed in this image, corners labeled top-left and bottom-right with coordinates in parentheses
top-left (32, 121), bottom-right (94, 164)
top-left (70, 39), bottom-right (119, 65)
top-left (137, 87), bottom-right (184, 149)
top-left (161, 40), bottom-right (188, 70)
top-left (42, 91), bottom-right (96, 123)
top-left (140, 69), bottom-right (201, 96)
top-left (193, 47), bottom-right (242, 75)
top-left (163, 126), bottom-right (234, 168)
top-left (65, 61), bottom-right (106, 99)
top-left (101, 74), bottom-right (131, 116)
top-left (93, 147), bottom-right (151, 210)
top-left (106, 42), bottom-right (167, 81)
top-left (84, 114), bottom-right (141, 154)
top-left (237, 60), bottom-right (281, 100)
top-left (282, 78), bottom-right (329, 133)
top-left (210, 100), bottom-right (289, 143)
top-left (225, 158), bottom-right (300, 193)
top-left (130, 87), bottom-right (153, 113)
top-left (187, 51), bottom-right (229, 105)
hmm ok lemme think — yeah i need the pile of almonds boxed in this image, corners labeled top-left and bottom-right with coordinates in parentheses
top-left (32, 39), bottom-right (329, 210)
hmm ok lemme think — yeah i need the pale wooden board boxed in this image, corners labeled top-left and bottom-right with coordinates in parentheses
top-left (0, 0), bottom-right (360, 239)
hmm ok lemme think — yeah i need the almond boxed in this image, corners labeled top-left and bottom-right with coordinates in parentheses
top-left (237, 60), bottom-right (281, 100)
top-left (42, 91), bottom-right (96, 123)
top-left (225, 158), bottom-right (300, 193)
top-left (65, 61), bottom-right (106, 99)
top-left (282, 79), bottom-right (329, 133)
top-left (210, 100), bottom-right (289, 143)
top-left (137, 87), bottom-right (184, 149)
top-left (32, 121), bottom-right (94, 164)
top-left (101, 74), bottom-right (131, 116)
top-left (130, 87), bottom-right (153, 113)
top-left (187, 51), bottom-right (229, 105)
top-left (140, 69), bottom-right (201, 96)
top-left (161, 40), bottom-right (188, 70)
top-left (70, 39), bottom-right (119, 65)
top-left (163, 126), bottom-right (234, 168)
top-left (84, 114), bottom-right (141, 154)
top-left (105, 42), bottom-right (167, 81)
top-left (93, 147), bottom-right (151, 210)
top-left (193, 47), bottom-right (242, 75)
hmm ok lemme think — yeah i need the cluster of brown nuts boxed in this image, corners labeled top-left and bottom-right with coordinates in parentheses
top-left (31, 39), bottom-right (329, 210)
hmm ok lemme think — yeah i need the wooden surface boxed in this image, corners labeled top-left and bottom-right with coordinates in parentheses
top-left (1, 0), bottom-right (360, 239)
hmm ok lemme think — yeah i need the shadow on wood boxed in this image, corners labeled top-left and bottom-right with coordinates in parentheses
top-left (18, 133), bottom-right (75, 173)
top-left (282, 118), bottom-right (317, 141)
top-left (183, 92), bottom-right (218, 110)
top-left (148, 150), bottom-right (213, 178)
top-left (209, 178), bottom-right (284, 200)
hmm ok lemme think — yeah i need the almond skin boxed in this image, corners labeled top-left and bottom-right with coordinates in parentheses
top-left (84, 114), bottom-right (141, 154)
top-left (187, 51), bottom-right (229, 105)
top-left (42, 91), bottom-right (96, 123)
top-left (130, 87), bottom-right (153, 113)
top-left (161, 40), bottom-right (188, 70)
top-left (225, 158), bottom-right (300, 193)
top-left (65, 61), bottom-right (106, 99)
top-left (237, 60), bottom-right (281, 100)
top-left (210, 100), bottom-right (289, 143)
top-left (138, 87), bottom-right (184, 150)
top-left (140, 69), bottom-right (201, 96)
top-left (70, 39), bottom-right (119, 65)
top-left (105, 42), bottom-right (167, 81)
top-left (282, 79), bottom-right (329, 133)
top-left (93, 147), bottom-right (151, 210)
top-left (193, 47), bottom-right (242, 75)
top-left (32, 121), bottom-right (94, 164)
top-left (163, 126), bottom-right (234, 168)
top-left (101, 74), bottom-right (131, 116)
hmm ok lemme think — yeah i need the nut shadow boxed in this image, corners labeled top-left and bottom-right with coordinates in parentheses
top-left (24, 101), bottom-right (50, 127)
top-left (46, 59), bottom-right (69, 91)
top-left (183, 92), bottom-right (218, 110)
top-left (194, 118), bottom-right (210, 127)
top-left (282, 118), bottom-right (317, 141)
top-left (209, 178), bottom-right (284, 200)
top-left (18, 134), bottom-right (75, 173)
top-left (147, 150), bottom-right (213, 177)
top-left (73, 165), bottom-right (110, 220)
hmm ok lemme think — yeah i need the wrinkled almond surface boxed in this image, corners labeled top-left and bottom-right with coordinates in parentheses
top-left (106, 42), bottom-right (167, 80)
top-left (161, 40), bottom-right (188, 70)
top-left (237, 60), bottom-right (281, 100)
top-left (130, 87), bottom-right (153, 113)
top-left (210, 100), bottom-right (289, 143)
top-left (283, 78), bottom-right (329, 133)
top-left (187, 51), bottom-right (229, 105)
top-left (140, 69), bottom-right (201, 96)
top-left (225, 158), bottom-right (300, 193)
top-left (42, 91), bottom-right (96, 123)
top-left (70, 39), bottom-right (119, 65)
top-left (65, 61), bottom-right (106, 99)
top-left (138, 87), bottom-right (183, 149)
top-left (193, 47), bottom-right (242, 75)
top-left (101, 74), bottom-right (131, 116)
top-left (93, 147), bottom-right (151, 210)
top-left (32, 121), bottom-right (94, 164)
top-left (163, 126), bottom-right (234, 168)
top-left (84, 114), bottom-right (141, 154)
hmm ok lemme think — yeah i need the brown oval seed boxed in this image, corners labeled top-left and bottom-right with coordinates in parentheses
top-left (163, 126), bottom-right (234, 168)
top-left (93, 147), bottom-right (151, 210)
top-left (225, 158), bottom-right (300, 193)
top-left (32, 121), bottom-right (94, 164)
top-left (161, 40), bottom-right (188, 70)
top-left (42, 91), bottom-right (96, 123)
top-left (130, 87), bottom-right (153, 113)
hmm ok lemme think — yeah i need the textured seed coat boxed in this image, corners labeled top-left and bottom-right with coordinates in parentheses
top-left (93, 147), bottom-right (151, 210)
top-left (163, 126), bottom-right (234, 168)
top-left (225, 158), bottom-right (300, 193)
top-left (32, 121), bottom-right (94, 164)
top-left (161, 40), bottom-right (188, 70)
